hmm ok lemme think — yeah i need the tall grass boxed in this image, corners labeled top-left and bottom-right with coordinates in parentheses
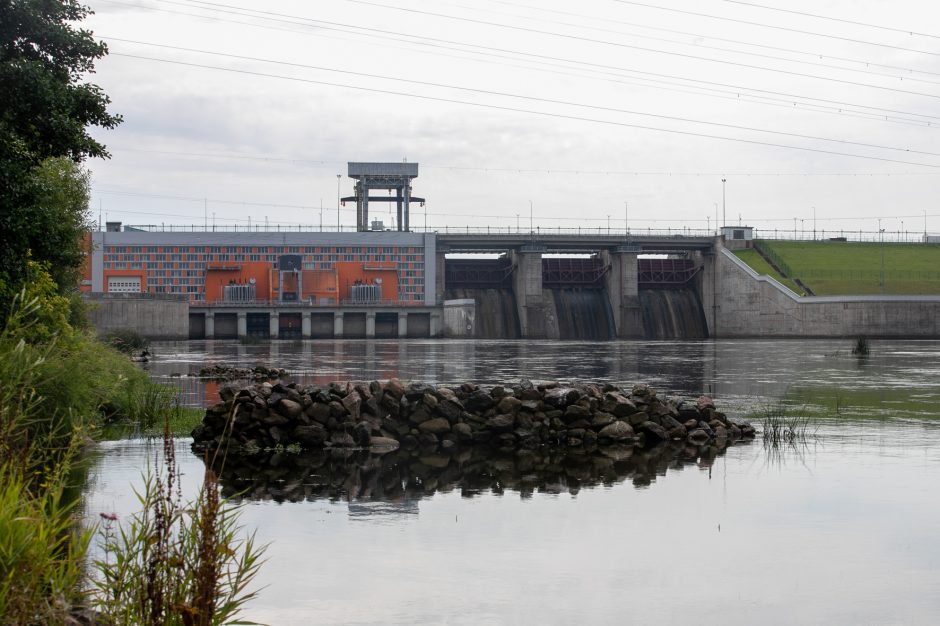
top-left (93, 428), bottom-right (266, 625)
top-left (0, 462), bottom-right (92, 625)
top-left (1, 294), bottom-right (265, 624)
top-left (758, 404), bottom-right (817, 446)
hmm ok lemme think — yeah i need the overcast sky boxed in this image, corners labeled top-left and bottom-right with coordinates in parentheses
top-left (82, 0), bottom-right (940, 238)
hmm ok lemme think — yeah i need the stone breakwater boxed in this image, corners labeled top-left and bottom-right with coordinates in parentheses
top-left (191, 378), bottom-right (755, 454)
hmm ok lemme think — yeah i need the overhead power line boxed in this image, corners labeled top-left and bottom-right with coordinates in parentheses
top-left (99, 0), bottom-right (940, 126)
top-left (109, 51), bottom-right (940, 170)
top-left (104, 37), bottom-right (940, 159)
top-left (717, 0), bottom-right (940, 41)
top-left (611, 0), bottom-right (940, 57)
top-left (436, 0), bottom-right (940, 85)
top-left (100, 146), bottom-right (940, 176)
top-left (346, 0), bottom-right (940, 99)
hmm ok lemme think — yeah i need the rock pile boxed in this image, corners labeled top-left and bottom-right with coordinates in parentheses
top-left (191, 379), bottom-right (755, 454)
top-left (196, 364), bottom-right (287, 382)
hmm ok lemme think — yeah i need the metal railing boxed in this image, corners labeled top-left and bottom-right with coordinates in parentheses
top-left (111, 222), bottom-right (938, 243)
top-left (189, 298), bottom-right (428, 308)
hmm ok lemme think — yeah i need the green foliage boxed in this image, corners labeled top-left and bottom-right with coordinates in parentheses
top-left (101, 328), bottom-right (151, 354)
top-left (94, 439), bottom-right (266, 626)
top-left (3, 263), bottom-right (77, 345)
top-left (0, 1), bottom-right (120, 162)
top-left (1, 0), bottom-right (120, 322)
top-left (0, 464), bottom-right (92, 626)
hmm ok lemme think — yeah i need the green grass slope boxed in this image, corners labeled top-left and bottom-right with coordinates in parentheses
top-left (746, 240), bottom-right (940, 295)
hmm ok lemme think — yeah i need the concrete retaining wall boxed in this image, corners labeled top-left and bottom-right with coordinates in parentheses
top-left (443, 299), bottom-right (475, 338)
top-left (84, 294), bottom-right (190, 339)
top-left (715, 248), bottom-right (940, 337)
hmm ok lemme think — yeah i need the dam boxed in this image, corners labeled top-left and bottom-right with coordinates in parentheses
top-left (81, 162), bottom-right (940, 340)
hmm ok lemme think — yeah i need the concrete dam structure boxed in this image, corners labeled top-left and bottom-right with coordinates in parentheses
top-left (81, 218), bottom-right (940, 339)
top-left (443, 251), bottom-right (708, 340)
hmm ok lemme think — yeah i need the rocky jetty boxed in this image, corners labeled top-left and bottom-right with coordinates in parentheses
top-left (191, 379), bottom-right (755, 454)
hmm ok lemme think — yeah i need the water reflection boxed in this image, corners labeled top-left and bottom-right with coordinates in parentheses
top-left (201, 439), bottom-right (744, 505)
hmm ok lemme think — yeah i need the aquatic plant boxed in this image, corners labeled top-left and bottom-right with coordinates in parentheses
top-left (100, 328), bottom-right (150, 354)
top-left (93, 423), bottom-right (266, 626)
top-left (758, 405), bottom-right (817, 446)
top-left (851, 335), bottom-right (870, 356)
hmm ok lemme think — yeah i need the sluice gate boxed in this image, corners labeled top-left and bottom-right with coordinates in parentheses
top-left (444, 251), bottom-right (711, 340)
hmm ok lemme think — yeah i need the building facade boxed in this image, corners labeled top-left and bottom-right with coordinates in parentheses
top-left (86, 227), bottom-right (438, 307)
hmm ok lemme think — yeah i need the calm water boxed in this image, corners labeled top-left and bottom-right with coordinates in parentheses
top-left (85, 339), bottom-right (940, 625)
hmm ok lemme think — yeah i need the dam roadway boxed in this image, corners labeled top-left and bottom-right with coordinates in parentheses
top-left (436, 232), bottom-right (715, 254)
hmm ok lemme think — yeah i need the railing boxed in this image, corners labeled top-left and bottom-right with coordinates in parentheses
top-left (445, 258), bottom-right (515, 288)
top-left (542, 258), bottom-right (608, 287)
top-left (190, 299), bottom-right (427, 308)
top-left (637, 259), bottom-right (701, 288)
top-left (111, 223), bottom-right (939, 243)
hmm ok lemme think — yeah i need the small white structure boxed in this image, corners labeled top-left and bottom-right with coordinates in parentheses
top-left (721, 225), bottom-right (754, 249)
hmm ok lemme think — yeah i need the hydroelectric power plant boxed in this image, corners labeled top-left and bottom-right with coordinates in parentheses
top-left (83, 162), bottom-right (940, 340)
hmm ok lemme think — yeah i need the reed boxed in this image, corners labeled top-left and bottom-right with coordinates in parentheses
top-left (93, 421), bottom-right (266, 625)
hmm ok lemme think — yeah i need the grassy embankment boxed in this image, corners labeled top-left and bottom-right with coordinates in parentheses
top-left (734, 240), bottom-right (940, 295)
top-left (1, 294), bottom-right (261, 624)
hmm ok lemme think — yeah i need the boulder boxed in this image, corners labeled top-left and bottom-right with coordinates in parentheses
top-left (341, 391), bottom-right (362, 420)
top-left (294, 424), bottom-right (327, 447)
top-left (637, 420), bottom-right (668, 442)
top-left (497, 396), bottom-right (522, 414)
top-left (418, 417), bottom-right (451, 435)
top-left (597, 420), bottom-right (635, 441)
top-left (277, 398), bottom-right (303, 420)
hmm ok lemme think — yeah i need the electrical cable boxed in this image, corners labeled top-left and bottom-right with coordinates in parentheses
top-left (103, 37), bottom-right (940, 158)
top-left (611, 0), bottom-right (940, 57)
top-left (97, 0), bottom-right (940, 125)
top-left (108, 52), bottom-right (940, 169)
top-left (717, 0), bottom-right (940, 40)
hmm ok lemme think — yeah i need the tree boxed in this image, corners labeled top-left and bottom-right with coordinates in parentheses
top-left (0, 0), bottom-right (120, 320)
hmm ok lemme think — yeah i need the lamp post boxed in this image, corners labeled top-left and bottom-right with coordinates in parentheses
top-left (336, 174), bottom-right (341, 231)
top-left (812, 206), bottom-right (816, 240)
top-left (624, 201), bottom-right (629, 234)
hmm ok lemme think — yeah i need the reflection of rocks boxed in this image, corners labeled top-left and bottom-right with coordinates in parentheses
top-left (198, 440), bottom-right (747, 503)
top-left (192, 379), bottom-right (755, 455)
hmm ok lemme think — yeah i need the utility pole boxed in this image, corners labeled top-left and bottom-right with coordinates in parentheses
top-left (529, 200), bottom-right (533, 233)
top-left (516, 213), bottom-right (520, 232)
top-left (624, 201), bottom-right (629, 234)
top-left (879, 218), bottom-right (885, 293)
top-left (336, 174), bottom-right (341, 232)
top-left (319, 198), bottom-right (323, 231)
top-left (714, 202), bottom-right (718, 236)
top-left (721, 178), bottom-right (727, 228)
top-left (812, 206), bottom-right (816, 240)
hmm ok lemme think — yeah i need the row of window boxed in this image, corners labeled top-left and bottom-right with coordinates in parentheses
top-left (106, 245), bottom-right (424, 254)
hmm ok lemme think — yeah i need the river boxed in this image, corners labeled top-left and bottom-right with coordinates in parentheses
top-left (84, 339), bottom-right (940, 625)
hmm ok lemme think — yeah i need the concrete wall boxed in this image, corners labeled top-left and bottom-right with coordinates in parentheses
top-left (443, 299), bottom-right (475, 338)
top-left (84, 294), bottom-right (189, 339)
top-left (715, 247), bottom-right (940, 337)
